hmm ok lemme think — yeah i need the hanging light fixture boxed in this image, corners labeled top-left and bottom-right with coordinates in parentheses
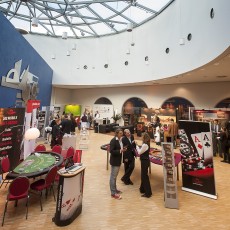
top-left (127, 23), bottom-right (133, 32)
top-left (66, 50), bottom-right (70, 56)
top-left (72, 43), bottom-right (76, 50)
top-left (31, 17), bottom-right (38, 27)
top-left (81, 31), bottom-right (85, 36)
top-left (62, 32), bottom-right (68, 39)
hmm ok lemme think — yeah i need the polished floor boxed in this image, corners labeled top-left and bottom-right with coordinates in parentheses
top-left (0, 130), bottom-right (230, 229)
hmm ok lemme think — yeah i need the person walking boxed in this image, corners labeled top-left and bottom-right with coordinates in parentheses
top-left (136, 132), bottom-right (152, 198)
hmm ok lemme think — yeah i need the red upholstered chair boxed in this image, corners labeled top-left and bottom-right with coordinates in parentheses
top-left (2, 176), bottom-right (30, 226)
top-left (0, 157), bottom-right (11, 189)
top-left (30, 166), bottom-right (58, 211)
top-left (52, 145), bottom-right (62, 154)
top-left (34, 144), bottom-right (46, 152)
top-left (65, 146), bottom-right (75, 159)
top-left (73, 150), bottom-right (82, 163)
top-left (60, 146), bottom-right (75, 168)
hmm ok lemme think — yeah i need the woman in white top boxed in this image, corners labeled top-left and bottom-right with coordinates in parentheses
top-left (136, 133), bottom-right (152, 198)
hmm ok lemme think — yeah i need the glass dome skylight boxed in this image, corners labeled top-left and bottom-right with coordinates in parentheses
top-left (0, 0), bottom-right (174, 38)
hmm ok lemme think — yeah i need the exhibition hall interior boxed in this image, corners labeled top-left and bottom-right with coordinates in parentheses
top-left (0, 0), bottom-right (230, 229)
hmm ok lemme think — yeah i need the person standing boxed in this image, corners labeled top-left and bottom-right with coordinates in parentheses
top-left (168, 118), bottom-right (178, 148)
top-left (51, 118), bottom-right (63, 148)
top-left (136, 132), bottom-right (152, 198)
top-left (109, 128), bottom-right (127, 200)
top-left (219, 127), bottom-right (230, 163)
top-left (121, 129), bottom-right (136, 185)
top-left (211, 119), bottom-right (221, 157)
top-left (70, 113), bottom-right (77, 134)
top-left (61, 114), bottom-right (72, 135)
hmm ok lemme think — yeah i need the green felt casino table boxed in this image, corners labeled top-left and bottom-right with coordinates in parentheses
top-left (6, 151), bottom-right (64, 179)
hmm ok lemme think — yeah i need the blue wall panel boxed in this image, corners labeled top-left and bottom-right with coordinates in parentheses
top-left (0, 12), bottom-right (53, 108)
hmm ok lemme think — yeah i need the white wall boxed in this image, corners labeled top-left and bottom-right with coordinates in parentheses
top-left (25, 0), bottom-right (230, 87)
top-left (51, 82), bottom-right (230, 114)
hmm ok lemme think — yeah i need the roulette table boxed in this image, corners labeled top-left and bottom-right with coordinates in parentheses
top-left (6, 151), bottom-right (63, 179)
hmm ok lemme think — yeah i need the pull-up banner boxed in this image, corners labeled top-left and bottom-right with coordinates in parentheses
top-left (179, 120), bottom-right (217, 199)
top-left (0, 108), bottom-right (25, 169)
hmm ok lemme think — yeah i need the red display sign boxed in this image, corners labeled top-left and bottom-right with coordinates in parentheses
top-left (0, 108), bottom-right (25, 169)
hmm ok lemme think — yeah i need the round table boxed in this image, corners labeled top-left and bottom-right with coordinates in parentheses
top-left (6, 151), bottom-right (63, 179)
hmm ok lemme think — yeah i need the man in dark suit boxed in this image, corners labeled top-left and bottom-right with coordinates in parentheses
top-left (121, 129), bottom-right (136, 185)
top-left (60, 114), bottom-right (72, 134)
top-left (211, 119), bottom-right (221, 157)
top-left (109, 128), bottom-right (127, 200)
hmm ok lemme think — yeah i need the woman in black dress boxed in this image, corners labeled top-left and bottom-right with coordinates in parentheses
top-left (136, 132), bottom-right (152, 198)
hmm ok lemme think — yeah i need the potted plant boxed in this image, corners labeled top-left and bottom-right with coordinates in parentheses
top-left (111, 112), bottom-right (122, 123)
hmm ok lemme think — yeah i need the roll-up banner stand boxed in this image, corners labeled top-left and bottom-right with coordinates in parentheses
top-left (179, 120), bottom-right (217, 199)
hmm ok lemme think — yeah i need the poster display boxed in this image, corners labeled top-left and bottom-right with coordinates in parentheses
top-left (189, 107), bottom-right (230, 123)
top-left (54, 167), bottom-right (85, 226)
top-left (23, 100), bottom-right (40, 159)
top-left (0, 108), bottom-right (25, 169)
top-left (162, 142), bottom-right (179, 209)
top-left (179, 120), bottom-right (217, 199)
top-left (64, 105), bottom-right (81, 116)
top-left (93, 104), bottom-right (113, 121)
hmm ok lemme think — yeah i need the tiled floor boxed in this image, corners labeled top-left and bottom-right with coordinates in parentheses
top-left (0, 130), bottom-right (230, 229)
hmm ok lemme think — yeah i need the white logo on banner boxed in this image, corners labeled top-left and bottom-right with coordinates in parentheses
top-left (1, 60), bottom-right (39, 102)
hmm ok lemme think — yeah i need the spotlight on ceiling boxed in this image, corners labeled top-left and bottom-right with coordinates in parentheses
top-left (32, 17), bottom-right (38, 27)
top-left (127, 23), bottom-right (133, 32)
top-left (62, 32), bottom-right (68, 39)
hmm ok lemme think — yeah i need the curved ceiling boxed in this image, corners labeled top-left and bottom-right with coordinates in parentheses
top-left (0, 0), bottom-right (173, 38)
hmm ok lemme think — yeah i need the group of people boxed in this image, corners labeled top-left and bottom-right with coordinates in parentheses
top-left (152, 115), bottom-right (179, 148)
top-left (109, 128), bottom-right (152, 200)
top-left (49, 113), bottom-right (77, 148)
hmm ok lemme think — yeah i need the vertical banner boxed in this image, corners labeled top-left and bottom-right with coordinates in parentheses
top-left (162, 142), bottom-right (179, 209)
top-left (179, 120), bottom-right (217, 199)
top-left (23, 100), bottom-right (40, 159)
top-left (0, 108), bottom-right (25, 169)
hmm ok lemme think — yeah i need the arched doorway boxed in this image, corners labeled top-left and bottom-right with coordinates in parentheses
top-left (94, 97), bottom-right (112, 105)
top-left (122, 97), bottom-right (148, 125)
top-left (215, 98), bottom-right (230, 108)
top-left (161, 97), bottom-right (194, 120)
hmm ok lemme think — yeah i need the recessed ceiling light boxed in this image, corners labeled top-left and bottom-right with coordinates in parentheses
top-left (200, 68), bottom-right (205, 71)
top-left (214, 62), bottom-right (220, 66)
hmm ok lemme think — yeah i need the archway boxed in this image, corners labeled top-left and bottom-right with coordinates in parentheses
top-left (122, 97), bottom-right (148, 125)
top-left (215, 98), bottom-right (230, 108)
top-left (94, 97), bottom-right (112, 105)
top-left (161, 97), bottom-right (194, 120)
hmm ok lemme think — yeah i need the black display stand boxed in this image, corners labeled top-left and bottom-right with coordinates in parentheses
top-left (53, 166), bottom-right (86, 226)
